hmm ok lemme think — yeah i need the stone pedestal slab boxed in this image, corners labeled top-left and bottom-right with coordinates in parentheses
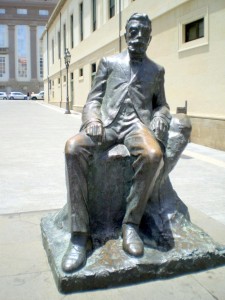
top-left (41, 212), bottom-right (225, 293)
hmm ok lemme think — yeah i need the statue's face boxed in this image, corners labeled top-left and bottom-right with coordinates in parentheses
top-left (126, 20), bottom-right (152, 57)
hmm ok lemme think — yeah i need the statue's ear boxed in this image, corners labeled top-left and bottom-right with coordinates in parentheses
top-left (124, 32), bottom-right (128, 43)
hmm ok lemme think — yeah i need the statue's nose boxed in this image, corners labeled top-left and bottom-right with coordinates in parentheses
top-left (137, 30), bottom-right (142, 37)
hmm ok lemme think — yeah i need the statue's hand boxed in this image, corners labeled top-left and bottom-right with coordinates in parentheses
top-left (85, 121), bottom-right (103, 144)
top-left (151, 117), bottom-right (168, 139)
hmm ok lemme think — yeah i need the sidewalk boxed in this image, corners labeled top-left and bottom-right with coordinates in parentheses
top-left (0, 100), bottom-right (225, 300)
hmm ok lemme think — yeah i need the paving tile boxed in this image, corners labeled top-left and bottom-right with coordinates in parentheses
top-left (114, 275), bottom-right (216, 300)
top-left (0, 272), bottom-right (62, 300)
top-left (193, 266), bottom-right (225, 300)
top-left (0, 211), bottom-right (58, 244)
top-left (0, 271), bottom-right (218, 300)
top-left (188, 207), bottom-right (225, 245)
top-left (209, 213), bottom-right (225, 226)
top-left (0, 241), bottom-right (49, 277)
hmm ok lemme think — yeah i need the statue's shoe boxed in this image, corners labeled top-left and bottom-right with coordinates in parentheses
top-left (122, 223), bottom-right (144, 257)
top-left (61, 235), bottom-right (88, 273)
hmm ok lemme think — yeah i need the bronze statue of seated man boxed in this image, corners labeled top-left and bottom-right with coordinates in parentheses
top-left (62, 13), bottom-right (172, 273)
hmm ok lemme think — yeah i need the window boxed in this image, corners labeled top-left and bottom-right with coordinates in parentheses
top-left (63, 75), bottom-right (66, 82)
top-left (91, 63), bottom-right (96, 84)
top-left (37, 26), bottom-right (45, 79)
top-left (58, 78), bottom-right (60, 85)
top-left (58, 31), bottom-right (61, 59)
top-left (63, 23), bottom-right (66, 51)
top-left (0, 25), bottom-right (8, 47)
top-left (18, 55), bottom-right (27, 78)
top-left (185, 18), bottom-right (204, 42)
top-left (70, 14), bottom-right (74, 48)
top-left (0, 9), bottom-right (6, 14)
top-left (39, 10), bottom-right (49, 16)
top-left (17, 9), bottom-right (27, 15)
top-left (0, 57), bottom-right (6, 78)
top-left (178, 7), bottom-right (208, 52)
top-left (39, 57), bottom-right (43, 78)
top-left (70, 72), bottom-right (74, 104)
top-left (16, 25), bottom-right (30, 79)
top-left (80, 2), bottom-right (83, 41)
top-left (92, 0), bottom-right (97, 31)
top-left (92, 63), bottom-right (96, 73)
top-left (52, 39), bottom-right (54, 64)
top-left (79, 68), bottom-right (83, 77)
top-left (109, 0), bottom-right (115, 19)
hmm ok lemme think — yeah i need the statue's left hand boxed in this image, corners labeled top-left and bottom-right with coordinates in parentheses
top-left (85, 121), bottom-right (103, 144)
top-left (150, 117), bottom-right (168, 139)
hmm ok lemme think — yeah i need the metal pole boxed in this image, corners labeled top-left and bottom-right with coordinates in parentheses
top-left (65, 63), bottom-right (70, 114)
top-left (119, 0), bottom-right (122, 52)
top-left (60, 12), bottom-right (62, 107)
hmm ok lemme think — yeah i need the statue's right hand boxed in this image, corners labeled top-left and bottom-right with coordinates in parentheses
top-left (85, 121), bottom-right (103, 143)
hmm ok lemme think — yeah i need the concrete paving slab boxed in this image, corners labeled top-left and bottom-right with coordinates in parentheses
top-left (0, 213), bottom-right (46, 244)
top-left (0, 262), bottom-right (221, 300)
top-left (0, 241), bottom-right (49, 277)
top-left (170, 149), bottom-right (225, 226)
top-left (0, 272), bottom-right (63, 300)
top-left (188, 207), bottom-right (225, 245)
top-left (192, 266), bottom-right (225, 300)
top-left (113, 275), bottom-right (217, 300)
top-left (0, 101), bottom-right (80, 214)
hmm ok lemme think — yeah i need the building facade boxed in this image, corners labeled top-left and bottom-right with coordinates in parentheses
top-left (42, 0), bottom-right (225, 150)
top-left (0, 0), bottom-right (58, 95)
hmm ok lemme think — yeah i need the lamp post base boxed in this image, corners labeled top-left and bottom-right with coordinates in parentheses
top-left (65, 95), bottom-right (71, 114)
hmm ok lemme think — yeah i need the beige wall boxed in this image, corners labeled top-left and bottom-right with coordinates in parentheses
top-left (190, 117), bottom-right (225, 151)
top-left (42, 0), bottom-right (225, 150)
top-left (149, 0), bottom-right (225, 119)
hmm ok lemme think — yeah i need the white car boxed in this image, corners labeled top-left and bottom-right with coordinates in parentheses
top-left (8, 92), bottom-right (27, 100)
top-left (0, 92), bottom-right (8, 100)
top-left (31, 91), bottom-right (44, 100)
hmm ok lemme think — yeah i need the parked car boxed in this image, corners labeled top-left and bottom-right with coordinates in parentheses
top-left (8, 92), bottom-right (27, 100)
top-left (0, 92), bottom-right (8, 100)
top-left (31, 91), bottom-right (44, 100)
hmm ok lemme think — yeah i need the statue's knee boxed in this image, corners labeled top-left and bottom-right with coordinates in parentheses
top-left (142, 148), bottom-right (163, 168)
top-left (151, 148), bottom-right (163, 166)
top-left (65, 136), bottom-right (82, 157)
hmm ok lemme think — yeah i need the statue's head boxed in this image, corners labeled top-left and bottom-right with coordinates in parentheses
top-left (125, 13), bottom-right (152, 58)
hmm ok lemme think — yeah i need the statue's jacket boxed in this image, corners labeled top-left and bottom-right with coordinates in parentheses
top-left (81, 50), bottom-right (171, 146)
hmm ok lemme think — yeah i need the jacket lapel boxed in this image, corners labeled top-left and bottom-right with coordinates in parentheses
top-left (117, 50), bottom-right (131, 82)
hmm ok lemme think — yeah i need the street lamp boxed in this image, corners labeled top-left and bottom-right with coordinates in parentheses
top-left (64, 48), bottom-right (71, 114)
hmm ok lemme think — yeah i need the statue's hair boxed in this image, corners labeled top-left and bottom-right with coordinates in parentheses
top-left (125, 13), bottom-right (152, 32)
